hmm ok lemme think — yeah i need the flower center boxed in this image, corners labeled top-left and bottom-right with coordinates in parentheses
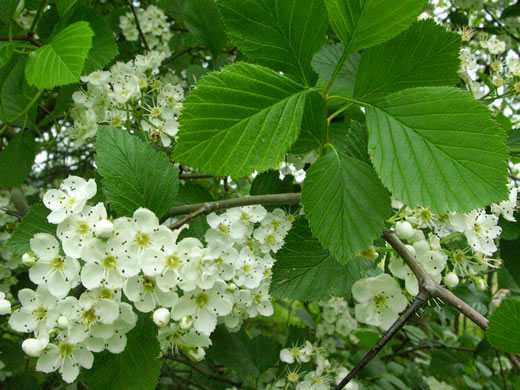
top-left (373, 294), bottom-right (386, 308)
top-left (242, 264), bottom-right (251, 274)
top-left (473, 223), bottom-right (482, 234)
top-left (217, 223), bottom-right (229, 234)
top-left (59, 343), bottom-right (73, 357)
top-left (76, 221), bottom-right (90, 235)
top-left (152, 80), bottom-right (162, 90)
top-left (150, 107), bottom-right (162, 117)
top-left (420, 209), bottom-right (432, 221)
top-left (453, 249), bottom-right (467, 264)
top-left (66, 197), bottom-right (76, 209)
top-left (266, 235), bottom-right (276, 245)
top-left (32, 306), bottom-right (47, 320)
top-left (240, 212), bottom-right (250, 222)
top-left (287, 372), bottom-right (299, 383)
top-left (290, 346), bottom-right (300, 357)
top-left (99, 288), bottom-right (113, 299)
top-left (167, 255), bottom-right (180, 269)
top-left (82, 308), bottom-right (98, 325)
top-left (110, 116), bottom-right (122, 127)
top-left (195, 292), bottom-right (209, 308)
top-left (143, 276), bottom-right (156, 291)
top-left (103, 255), bottom-right (117, 269)
top-left (136, 232), bottom-right (151, 248)
top-left (50, 256), bottom-right (65, 270)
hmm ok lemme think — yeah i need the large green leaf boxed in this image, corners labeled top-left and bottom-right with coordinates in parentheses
top-left (70, 8), bottom-right (119, 74)
top-left (96, 127), bottom-right (180, 218)
top-left (173, 63), bottom-right (311, 177)
top-left (354, 20), bottom-right (461, 101)
top-left (0, 55), bottom-right (39, 127)
top-left (25, 21), bottom-right (94, 89)
top-left (183, 0), bottom-right (227, 57)
top-left (0, 42), bottom-right (14, 68)
top-left (366, 87), bottom-right (508, 213)
top-left (346, 120), bottom-right (370, 164)
top-left (290, 91), bottom-right (328, 154)
top-left (302, 150), bottom-right (391, 263)
top-left (216, 0), bottom-right (328, 85)
top-left (207, 326), bottom-right (280, 380)
top-left (311, 43), bottom-right (360, 97)
top-left (84, 316), bottom-right (161, 390)
top-left (56, 0), bottom-right (77, 17)
top-left (271, 219), bottom-right (377, 300)
top-left (499, 239), bottom-right (520, 286)
top-left (0, 0), bottom-right (19, 25)
top-left (0, 131), bottom-right (38, 189)
top-left (6, 203), bottom-right (55, 256)
top-left (324, 0), bottom-right (427, 55)
top-left (487, 298), bottom-right (520, 354)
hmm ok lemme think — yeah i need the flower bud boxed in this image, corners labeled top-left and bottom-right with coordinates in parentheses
top-left (475, 277), bottom-right (487, 291)
top-left (153, 308), bottom-right (170, 327)
top-left (22, 253), bottom-right (37, 266)
top-left (95, 219), bottom-right (114, 238)
top-left (395, 221), bottom-right (414, 240)
top-left (57, 316), bottom-right (69, 328)
top-left (188, 346), bottom-right (205, 361)
top-left (0, 299), bottom-right (11, 315)
top-left (444, 272), bottom-right (459, 289)
top-left (22, 338), bottom-right (47, 357)
top-left (179, 316), bottom-right (193, 330)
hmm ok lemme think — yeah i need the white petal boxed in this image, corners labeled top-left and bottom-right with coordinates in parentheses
top-left (30, 233), bottom-right (59, 259)
top-left (81, 263), bottom-right (104, 289)
top-left (194, 308), bottom-right (217, 336)
top-left (61, 356), bottom-right (80, 383)
top-left (73, 345), bottom-right (94, 369)
top-left (36, 346), bottom-right (61, 373)
top-left (133, 208), bottom-right (159, 231)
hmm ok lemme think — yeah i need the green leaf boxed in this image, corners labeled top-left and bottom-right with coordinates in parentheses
top-left (25, 21), bottom-right (94, 89)
top-left (0, 337), bottom-right (25, 371)
top-left (0, 42), bottom-right (15, 68)
top-left (4, 374), bottom-right (41, 390)
top-left (502, 4), bottom-right (520, 19)
top-left (271, 218), bottom-right (377, 301)
top-left (216, 0), bottom-right (328, 85)
top-left (302, 150), bottom-right (391, 263)
top-left (250, 170), bottom-right (298, 196)
top-left (290, 91), bottom-right (328, 154)
top-left (0, 55), bottom-right (39, 127)
top-left (311, 43), bottom-right (360, 97)
top-left (70, 8), bottom-right (119, 74)
top-left (207, 326), bottom-right (280, 380)
top-left (56, 0), bottom-right (77, 17)
top-left (0, 131), bottom-right (38, 188)
top-left (84, 316), bottom-right (161, 390)
top-left (6, 203), bottom-right (55, 256)
top-left (0, 0), bottom-right (19, 25)
top-left (173, 63), bottom-right (311, 177)
top-left (182, 0), bottom-right (227, 57)
top-left (500, 239), bottom-right (520, 286)
top-left (487, 298), bottom-right (520, 354)
top-left (324, 0), bottom-right (427, 55)
top-left (346, 120), bottom-right (370, 164)
top-left (366, 87), bottom-right (508, 213)
top-left (96, 127), bottom-right (179, 218)
top-left (354, 20), bottom-right (461, 101)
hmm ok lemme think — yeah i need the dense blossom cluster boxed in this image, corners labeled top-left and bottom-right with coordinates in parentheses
top-left (68, 50), bottom-right (185, 147)
top-left (4, 175), bottom-right (292, 382)
top-left (120, 5), bottom-right (172, 55)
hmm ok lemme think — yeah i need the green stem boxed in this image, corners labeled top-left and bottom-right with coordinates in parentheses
top-left (324, 50), bottom-right (349, 96)
top-left (28, 0), bottom-right (48, 34)
top-left (327, 102), bottom-right (353, 124)
top-left (4, 90), bottom-right (43, 126)
top-left (440, 232), bottom-right (465, 244)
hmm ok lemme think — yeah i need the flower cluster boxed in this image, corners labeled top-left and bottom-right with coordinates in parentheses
top-left (120, 5), bottom-right (172, 55)
top-left (68, 51), bottom-right (185, 147)
top-left (8, 175), bottom-right (292, 382)
top-left (315, 297), bottom-right (357, 353)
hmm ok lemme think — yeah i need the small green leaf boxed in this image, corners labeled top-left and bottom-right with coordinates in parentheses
top-left (25, 21), bottom-right (94, 89)
top-left (216, 0), bottom-right (328, 85)
top-left (173, 63), bottom-right (311, 177)
top-left (487, 298), bottom-right (520, 354)
top-left (302, 150), bottom-right (391, 263)
top-left (207, 326), bottom-right (280, 380)
top-left (6, 203), bottom-right (55, 256)
top-left (56, 0), bottom-right (78, 17)
top-left (324, 0), bottom-right (427, 55)
top-left (83, 316), bottom-right (161, 390)
top-left (0, 0), bottom-right (19, 25)
top-left (311, 43), bottom-right (360, 97)
top-left (0, 42), bottom-right (15, 69)
top-left (96, 127), bottom-right (180, 218)
top-left (182, 0), bottom-right (227, 57)
top-left (366, 87), bottom-right (508, 213)
top-left (0, 131), bottom-right (38, 189)
top-left (271, 219), bottom-right (377, 301)
top-left (70, 8), bottom-right (119, 74)
top-left (354, 20), bottom-right (461, 102)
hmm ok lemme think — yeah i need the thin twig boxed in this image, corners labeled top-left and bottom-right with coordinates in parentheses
top-left (0, 35), bottom-right (42, 47)
top-left (166, 192), bottom-right (301, 219)
top-left (386, 343), bottom-right (474, 359)
top-left (126, 0), bottom-right (150, 51)
top-left (496, 350), bottom-right (508, 390)
top-left (179, 173), bottom-right (214, 180)
top-left (170, 356), bottom-right (242, 388)
top-left (168, 204), bottom-right (210, 230)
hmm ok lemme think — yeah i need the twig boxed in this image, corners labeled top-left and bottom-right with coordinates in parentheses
top-left (179, 173), bottom-right (213, 180)
top-left (496, 350), bottom-right (508, 390)
top-left (335, 292), bottom-right (431, 389)
top-left (126, 0), bottom-right (150, 51)
top-left (168, 204), bottom-right (210, 230)
top-left (0, 35), bottom-right (42, 47)
top-left (170, 356), bottom-right (242, 388)
top-left (166, 192), bottom-right (301, 219)
top-left (386, 343), bottom-right (474, 359)
top-left (10, 188), bottom-right (28, 216)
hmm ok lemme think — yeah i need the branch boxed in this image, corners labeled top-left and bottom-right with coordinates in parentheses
top-left (10, 188), bottom-right (28, 216)
top-left (166, 192), bottom-right (301, 219)
top-left (179, 173), bottom-right (214, 180)
top-left (126, 0), bottom-right (150, 51)
top-left (170, 356), bottom-right (242, 388)
top-left (335, 292), bottom-right (431, 390)
top-left (0, 35), bottom-right (42, 47)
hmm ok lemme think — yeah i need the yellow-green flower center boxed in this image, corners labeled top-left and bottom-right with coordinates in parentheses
top-left (266, 235), bottom-right (276, 245)
top-left (473, 223), bottom-right (482, 234)
top-left (217, 224), bottom-right (229, 234)
top-left (51, 256), bottom-right (65, 270)
top-left (59, 343), bottom-right (73, 357)
top-left (32, 306), bottom-right (47, 320)
top-left (77, 221), bottom-right (90, 235)
top-left (195, 292), bottom-right (209, 308)
top-left (373, 294), bottom-right (386, 308)
top-left (82, 308), bottom-right (97, 325)
top-left (150, 107), bottom-right (162, 117)
top-left (103, 255), bottom-right (117, 269)
top-left (167, 255), bottom-right (180, 269)
top-left (143, 276), bottom-right (156, 291)
top-left (290, 346), bottom-right (300, 357)
top-left (136, 232), bottom-right (151, 248)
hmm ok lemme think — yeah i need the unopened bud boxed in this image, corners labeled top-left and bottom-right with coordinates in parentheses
top-left (22, 338), bottom-right (47, 357)
top-left (475, 277), bottom-right (487, 291)
top-left (444, 272), bottom-right (459, 289)
top-left (0, 299), bottom-right (11, 315)
top-left (188, 346), bottom-right (205, 361)
top-left (57, 316), bottom-right (69, 328)
top-left (179, 316), bottom-right (193, 330)
top-left (22, 253), bottom-right (37, 266)
top-left (395, 221), bottom-right (414, 240)
top-left (95, 219), bottom-right (114, 238)
top-left (153, 308), bottom-right (170, 327)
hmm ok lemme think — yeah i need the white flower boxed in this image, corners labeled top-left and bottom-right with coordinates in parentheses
top-left (280, 341), bottom-right (313, 364)
top-left (452, 210), bottom-right (501, 256)
top-left (27, 234), bottom-right (80, 298)
top-left (8, 286), bottom-right (58, 334)
top-left (412, 235), bottom-right (447, 281)
top-left (233, 247), bottom-right (263, 289)
top-left (36, 341), bottom-right (94, 383)
top-left (389, 255), bottom-right (419, 296)
top-left (480, 35), bottom-right (506, 54)
top-left (0, 291), bottom-right (10, 315)
top-left (206, 211), bottom-right (250, 244)
top-left (43, 176), bottom-right (97, 224)
top-left (124, 275), bottom-right (178, 313)
top-left (491, 188), bottom-right (517, 222)
top-left (171, 282), bottom-right (233, 336)
top-left (245, 283), bottom-right (274, 318)
top-left (81, 70), bottom-right (111, 86)
top-left (352, 273), bottom-right (408, 330)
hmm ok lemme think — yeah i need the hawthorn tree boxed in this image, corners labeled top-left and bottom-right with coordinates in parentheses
top-left (0, 0), bottom-right (520, 389)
